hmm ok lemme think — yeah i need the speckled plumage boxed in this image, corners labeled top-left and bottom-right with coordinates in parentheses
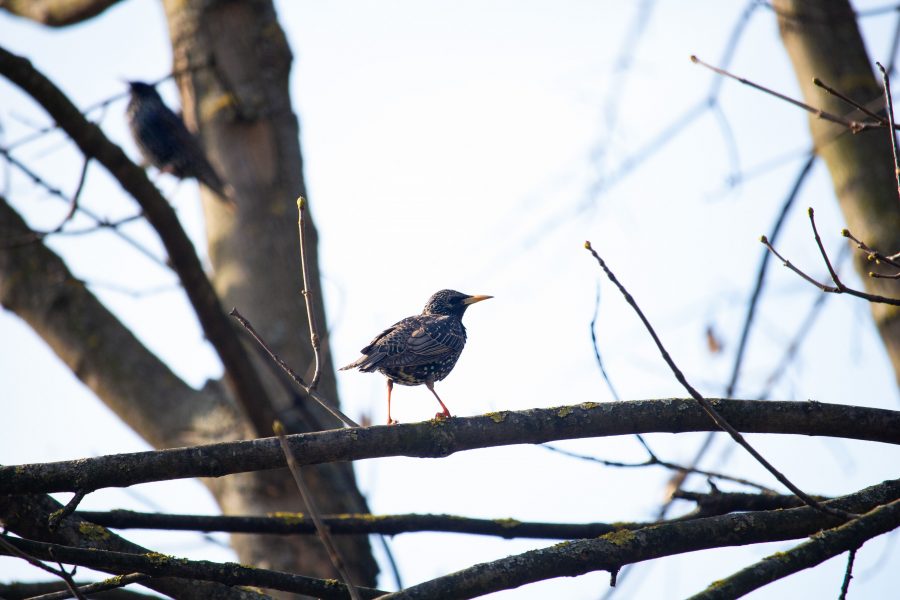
top-left (340, 289), bottom-right (492, 424)
top-left (126, 81), bottom-right (232, 202)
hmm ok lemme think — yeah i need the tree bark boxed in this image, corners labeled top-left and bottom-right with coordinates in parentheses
top-left (773, 0), bottom-right (900, 385)
top-left (0, 0), bottom-right (124, 26)
top-left (161, 0), bottom-right (377, 588)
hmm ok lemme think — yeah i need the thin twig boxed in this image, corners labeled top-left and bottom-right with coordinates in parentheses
top-left (754, 246), bottom-right (846, 399)
top-left (808, 207), bottom-right (842, 284)
top-left (274, 421), bottom-right (360, 600)
top-left (230, 308), bottom-right (359, 427)
top-left (877, 62), bottom-right (900, 202)
top-left (842, 227), bottom-right (900, 272)
top-left (42, 156), bottom-right (90, 236)
top-left (588, 283), bottom-right (660, 465)
top-left (24, 573), bottom-right (150, 600)
top-left (0, 146), bottom-right (163, 265)
top-left (691, 55), bottom-right (878, 133)
top-left (296, 197), bottom-right (323, 390)
top-left (47, 490), bottom-right (87, 531)
top-left (664, 154), bottom-right (817, 515)
top-left (761, 231), bottom-right (900, 306)
top-left (0, 536), bottom-right (86, 600)
top-left (813, 77), bottom-right (886, 123)
top-left (541, 444), bottom-right (775, 492)
top-left (584, 241), bottom-right (855, 520)
top-left (839, 547), bottom-right (858, 600)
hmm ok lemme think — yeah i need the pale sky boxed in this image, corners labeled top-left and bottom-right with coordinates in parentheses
top-left (1, 1), bottom-right (899, 598)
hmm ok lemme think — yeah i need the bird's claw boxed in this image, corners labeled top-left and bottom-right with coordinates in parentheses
top-left (433, 411), bottom-right (450, 421)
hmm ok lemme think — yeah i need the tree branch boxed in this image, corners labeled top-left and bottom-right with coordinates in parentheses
top-left (75, 509), bottom-right (635, 539)
top-left (0, 536), bottom-right (385, 600)
top-left (379, 479), bottom-right (900, 599)
top-left (0, 493), bottom-right (269, 600)
top-left (1, 399), bottom-right (897, 494)
top-left (687, 499), bottom-right (899, 599)
top-left (0, 196), bottom-right (243, 452)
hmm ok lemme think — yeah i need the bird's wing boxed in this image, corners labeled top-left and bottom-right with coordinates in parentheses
top-left (374, 316), bottom-right (466, 368)
top-left (340, 315), bottom-right (465, 371)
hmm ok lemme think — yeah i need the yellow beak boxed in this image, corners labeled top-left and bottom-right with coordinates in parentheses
top-left (463, 294), bottom-right (493, 305)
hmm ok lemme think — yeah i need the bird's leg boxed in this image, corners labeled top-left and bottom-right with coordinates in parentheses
top-left (425, 380), bottom-right (451, 420)
top-left (386, 379), bottom-right (398, 425)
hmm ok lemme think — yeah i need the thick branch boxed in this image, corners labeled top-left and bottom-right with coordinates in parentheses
top-left (0, 493), bottom-right (268, 600)
top-left (0, 536), bottom-right (384, 599)
top-left (1, 399), bottom-right (897, 494)
top-left (0, 0), bottom-right (125, 27)
top-left (380, 479), bottom-right (900, 599)
top-left (0, 44), bottom-right (275, 437)
top-left (0, 197), bottom-right (243, 450)
top-left (688, 499), bottom-right (900, 599)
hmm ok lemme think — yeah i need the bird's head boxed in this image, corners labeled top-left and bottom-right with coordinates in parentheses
top-left (126, 80), bottom-right (161, 101)
top-left (422, 289), bottom-right (492, 318)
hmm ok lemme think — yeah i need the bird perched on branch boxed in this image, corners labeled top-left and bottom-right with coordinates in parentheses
top-left (340, 289), bottom-right (492, 424)
top-left (125, 80), bottom-right (234, 204)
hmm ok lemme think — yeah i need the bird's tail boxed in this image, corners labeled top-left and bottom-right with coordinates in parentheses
top-left (339, 355), bottom-right (378, 372)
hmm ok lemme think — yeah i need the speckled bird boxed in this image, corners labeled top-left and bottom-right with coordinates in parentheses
top-left (125, 80), bottom-right (233, 203)
top-left (340, 289), bottom-right (492, 424)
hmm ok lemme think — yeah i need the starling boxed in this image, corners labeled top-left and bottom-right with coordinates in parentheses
top-left (340, 289), bottom-right (492, 424)
top-left (125, 81), bottom-right (234, 204)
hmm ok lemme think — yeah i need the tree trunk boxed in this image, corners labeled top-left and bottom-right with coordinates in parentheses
top-left (160, 0), bottom-right (377, 589)
top-left (774, 0), bottom-right (900, 386)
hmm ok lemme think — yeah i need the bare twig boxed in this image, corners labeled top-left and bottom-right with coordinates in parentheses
top-left (753, 247), bottom-right (846, 398)
top-left (24, 573), bottom-right (150, 600)
top-left (296, 197), bottom-right (323, 390)
top-left (47, 490), bottom-right (87, 531)
top-left (690, 55), bottom-right (878, 133)
top-left (274, 421), bottom-right (360, 600)
top-left (584, 241), bottom-right (855, 520)
top-left (813, 77), bottom-right (886, 123)
top-left (877, 62), bottom-right (900, 201)
top-left (761, 224), bottom-right (900, 306)
top-left (229, 308), bottom-right (359, 428)
top-left (42, 156), bottom-right (90, 236)
top-left (587, 283), bottom-right (661, 470)
top-left (541, 444), bottom-right (775, 493)
top-left (0, 145), bottom-right (162, 265)
top-left (839, 547), bottom-right (858, 600)
top-left (842, 227), bottom-right (900, 274)
top-left (0, 536), bottom-right (86, 600)
top-left (664, 154), bottom-right (817, 514)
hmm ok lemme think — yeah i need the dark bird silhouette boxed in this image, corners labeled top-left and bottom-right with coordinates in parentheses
top-left (340, 289), bottom-right (492, 424)
top-left (125, 80), bottom-right (233, 204)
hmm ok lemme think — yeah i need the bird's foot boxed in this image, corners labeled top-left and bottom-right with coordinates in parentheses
top-left (387, 417), bottom-right (399, 425)
top-left (433, 411), bottom-right (451, 421)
